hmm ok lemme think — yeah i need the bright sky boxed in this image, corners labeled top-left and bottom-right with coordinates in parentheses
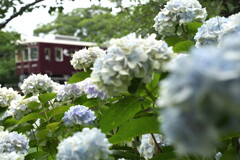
top-left (4, 0), bottom-right (116, 38)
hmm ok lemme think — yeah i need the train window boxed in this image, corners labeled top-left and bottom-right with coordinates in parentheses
top-left (15, 51), bottom-right (22, 62)
top-left (55, 48), bottom-right (63, 62)
top-left (22, 48), bottom-right (29, 61)
top-left (30, 47), bottom-right (38, 61)
top-left (45, 48), bottom-right (51, 61)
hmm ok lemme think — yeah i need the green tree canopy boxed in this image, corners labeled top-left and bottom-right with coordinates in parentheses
top-left (0, 31), bottom-right (20, 86)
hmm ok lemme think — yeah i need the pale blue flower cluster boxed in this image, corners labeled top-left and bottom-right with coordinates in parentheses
top-left (91, 34), bottom-right (173, 96)
top-left (0, 152), bottom-right (25, 160)
top-left (158, 35), bottom-right (240, 156)
top-left (56, 83), bottom-right (83, 101)
top-left (20, 74), bottom-right (59, 95)
top-left (70, 47), bottom-right (106, 71)
top-left (218, 13), bottom-right (240, 42)
top-left (0, 130), bottom-right (29, 154)
top-left (56, 78), bottom-right (107, 101)
top-left (81, 78), bottom-right (107, 100)
top-left (7, 96), bottom-right (40, 120)
top-left (194, 16), bottom-right (229, 47)
top-left (62, 105), bottom-right (96, 126)
top-left (139, 134), bottom-right (169, 160)
top-left (154, 0), bottom-right (207, 36)
top-left (56, 128), bottom-right (112, 160)
top-left (0, 87), bottom-right (20, 108)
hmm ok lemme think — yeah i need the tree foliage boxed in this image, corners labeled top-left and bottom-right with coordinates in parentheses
top-left (0, 31), bottom-right (20, 85)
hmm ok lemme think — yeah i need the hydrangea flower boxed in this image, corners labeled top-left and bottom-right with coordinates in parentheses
top-left (56, 128), bottom-right (112, 160)
top-left (157, 35), bottom-right (240, 156)
top-left (0, 87), bottom-right (20, 108)
top-left (56, 83), bottom-right (83, 101)
top-left (91, 34), bottom-right (173, 96)
top-left (7, 96), bottom-right (40, 120)
top-left (0, 130), bottom-right (29, 154)
top-left (194, 16), bottom-right (229, 47)
top-left (139, 134), bottom-right (169, 160)
top-left (80, 78), bottom-right (107, 100)
top-left (62, 105), bottom-right (96, 126)
top-left (219, 12), bottom-right (240, 42)
top-left (20, 74), bottom-right (59, 95)
top-left (0, 152), bottom-right (25, 160)
top-left (154, 0), bottom-right (207, 36)
top-left (70, 47), bottom-right (106, 71)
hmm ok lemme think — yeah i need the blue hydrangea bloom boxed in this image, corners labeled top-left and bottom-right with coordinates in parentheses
top-left (56, 128), bottom-right (111, 160)
top-left (158, 35), bottom-right (240, 156)
top-left (0, 131), bottom-right (29, 154)
top-left (194, 16), bottom-right (229, 47)
top-left (62, 105), bottom-right (96, 126)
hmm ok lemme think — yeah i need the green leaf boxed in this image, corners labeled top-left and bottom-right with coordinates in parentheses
top-left (24, 93), bottom-right (33, 99)
top-left (83, 99), bottom-right (99, 108)
top-left (186, 22), bottom-right (203, 34)
top-left (2, 118), bottom-right (18, 128)
top-left (46, 122), bottom-right (60, 130)
top-left (67, 71), bottom-right (90, 84)
top-left (173, 40), bottom-right (194, 53)
top-left (25, 151), bottom-right (50, 160)
top-left (18, 113), bottom-right (44, 124)
top-left (109, 116), bottom-right (160, 144)
top-left (36, 129), bottom-right (49, 139)
top-left (100, 96), bottom-right (141, 133)
top-left (48, 105), bottom-right (72, 118)
top-left (165, 36), bottom-right (184, 47)
top-left (38, 93), bottom-right (56, 103)
top-left (27, 101), bottom-right (40, 109)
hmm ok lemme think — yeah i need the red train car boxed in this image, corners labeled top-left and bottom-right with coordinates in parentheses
top-left (16, 35), bottom-right (96, 82)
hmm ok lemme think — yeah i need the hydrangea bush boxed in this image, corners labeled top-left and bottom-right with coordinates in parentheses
top-left (1, 0), bottom-right (240, 160)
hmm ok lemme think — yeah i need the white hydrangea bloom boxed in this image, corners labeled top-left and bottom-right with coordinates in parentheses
top-left (158, 35), bottom-right (240, 156)
top-left (0, 152), bottom-right (25, 160)
top-left (139, 134), bottom-right (168, 160)
top-left (194, 16), bottom-right (229, 47)
top-left (0, 87), bottom-right (20, 108)
top-left (20, 74), bottom-right (59, 95)
top-left (71, 47), bottom-right (106, 71)
top-left (91, 34), bottom-right (173, 96)
top-left (56, 128), bottom-right (112, 160)
top-left (0, 130), bottom-right (29, 154)
top-left (154, 0), bottom-right (207, 36)
top-left (56, 83), bottom-right (83, 101)
top-left (7, 96), bottom-right (40, 120)
top-left (219, 12), bottom-right (240, 42)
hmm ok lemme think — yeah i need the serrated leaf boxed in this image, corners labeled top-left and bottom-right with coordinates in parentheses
top-left (36, 129), bottom-right (49, 139)
top-left (109, 116), bottom-right (160, 144)
top-left (83, 99), bottom-right (99, 107)
top-left (46, 122), bottom-right (60, 130)
top-left (100, 96), bottom-right (141, 133)
top-left (18, 113), bottom-right (44, 124)
top-left (25, 151), bottom-right (49, 160)
top-left (38, 93), bottom-right (56, 103)
top-left (186, 22), bottom-right (203, 34)
top-left (173, 40), bottom-right (194, 53)
top-left (67, 71), bottom-right (90, 84)
top-left (27, 101), bottom-right (40, 109)
top-left (48, 105), bottom-right (72, 118)
top-left (165, 36), bottom-right (184, 47)
top-left (2, 118), bottom-right (18, 128)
